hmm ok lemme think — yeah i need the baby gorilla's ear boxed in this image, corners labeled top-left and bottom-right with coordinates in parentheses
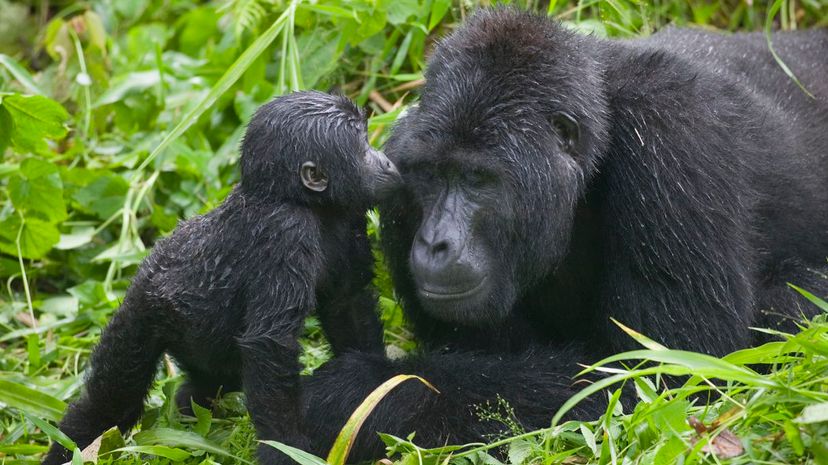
top-left (301, 161), bottom-right (329, 192)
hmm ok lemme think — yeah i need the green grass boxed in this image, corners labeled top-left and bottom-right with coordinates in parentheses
top-left (1, 0), bottom-right (827, 464)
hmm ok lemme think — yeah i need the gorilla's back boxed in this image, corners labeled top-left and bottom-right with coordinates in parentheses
top-left (637, 28), bottom-right (828, 110)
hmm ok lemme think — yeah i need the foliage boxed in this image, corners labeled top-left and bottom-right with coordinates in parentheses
top-left (0, 0), bottom-right (826, 464)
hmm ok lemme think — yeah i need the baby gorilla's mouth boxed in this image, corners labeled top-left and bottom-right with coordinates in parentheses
top-left (418, 276), bottom-right (488, 300)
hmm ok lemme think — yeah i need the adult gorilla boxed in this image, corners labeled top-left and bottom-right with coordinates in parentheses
top-left (303, 8), bottom-right (828, 461)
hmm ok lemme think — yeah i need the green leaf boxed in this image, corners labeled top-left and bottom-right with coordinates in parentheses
top-left (796, 401), bottom-right (828, 424)
top-left (191, 401), bottom-right (212, 437)
top-left (95, 70), bottom-right (161, 107)
top-left (0, 54), bottom-right (45, 95)
top-left (327, 374), bottom-right (439, 465)
top-left (0, 106), bottom-right (12, 154)
top-left (386, 0), bottom-right (421, 25)
top-left (260, 441), bottom-right (327, 465)
top-left (9, 158), bottom-right (66, 222)
top-left (611, 318), bottom-right (669, 351)
top-left (72, 173), bottom-right (129, 219)
top-left (110, 445), bottom-right (191, 461)
top-left (24, 413), bottom-right (78, 453)
top-left (428, 0), bottom-right (451, 31)
top-left (788, 284), bottom-right (828, 313)
top-left (134, 428), bottom-right (249, 463)
top-left (56, 226), bottom-right (96, 250)
top-left (0, 380), bottom-right (66, 422)
top-left (0, 216), bottom-right (61, 259)
top-left (0, 94), bottom-right (69, 155)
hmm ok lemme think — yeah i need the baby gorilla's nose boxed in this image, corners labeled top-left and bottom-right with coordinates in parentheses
top-left (366, 149), bottom-right (402, 198)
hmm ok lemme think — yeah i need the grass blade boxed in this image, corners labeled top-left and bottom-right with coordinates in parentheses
top-left (0, 379), bottom-right (66, 422)
top-left (0, 54), bottom-right (44, 95)
top-left (260, 441), bottom-right (327, 465)
top-left (788, 283), bottom-right (828, 313)
top-left (135, 2), bottom-right (297, 173)
top-left (326, 374), bottom-right (439, 465)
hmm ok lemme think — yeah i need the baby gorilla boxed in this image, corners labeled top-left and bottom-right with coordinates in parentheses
top-left (43, 91), bottom-right (400, 465)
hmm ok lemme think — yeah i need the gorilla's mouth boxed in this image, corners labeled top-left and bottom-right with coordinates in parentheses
top-left (417, 276), bottom-right (488, 301)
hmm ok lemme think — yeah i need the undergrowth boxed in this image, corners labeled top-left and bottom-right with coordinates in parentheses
top-left (1, 1), bottom-right (827, 464)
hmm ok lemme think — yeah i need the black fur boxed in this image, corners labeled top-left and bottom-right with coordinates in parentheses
top-left (43, 91), bottom-right (392, 465)
top-left (302, 9), bottom-right (828, 459)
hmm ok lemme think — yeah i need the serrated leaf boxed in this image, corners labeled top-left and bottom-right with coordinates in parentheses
top-left (9, 158), bottom-right (66, 222)
top-left (0, 216), bottom-right (60, 259)
top-left (1, 94), bottom-right (69, 155)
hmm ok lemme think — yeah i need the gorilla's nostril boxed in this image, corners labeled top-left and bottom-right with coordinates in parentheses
top-left (430, 241), bottom-right (449, 257)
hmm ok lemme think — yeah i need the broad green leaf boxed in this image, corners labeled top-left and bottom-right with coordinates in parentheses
top-left (796, 401), bottom-right (828, 424)
top-left (260, 441), bottom-right (327, 465)
top-left (9, 158), bottom-right (66, 222)
top-left (95, 70), bottom-right (161, 107)
top-left (56, 226), bottom-right (96, 250)
top-left (0, 106), bottom-right (11, 154)
top-left (97, 427), bottom-right (126, 461)
top-left (191, 401), bottom-right (212, 437)
top-left (327, 374), bottom-right (438, 465)
top-left (0, 216), bottom-right (61, 259)
top-left (0, 94), bottom-right (69, 155)
top-left (72, 173), bottom-right (129, 219)
top-left (0, 380), bottom-right (66, 422)
top-left (387, 0), bottom-right (422, 25)
top-left (40, 295), bottom-right (79, 317)
top-left (428, 0), bottom-right (451, 31)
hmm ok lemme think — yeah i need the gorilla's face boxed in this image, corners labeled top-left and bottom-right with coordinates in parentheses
top-left (384, 107), bottom-right (592, 325)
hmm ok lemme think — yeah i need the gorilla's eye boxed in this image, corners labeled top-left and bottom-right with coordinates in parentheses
top-left (551, 113), bottom-right (580, 153)
top-left (467, 169), bottom-right (496, 188)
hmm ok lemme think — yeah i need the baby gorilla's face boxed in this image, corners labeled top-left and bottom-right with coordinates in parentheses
top-left (241, 91), bottom-right (401, 207)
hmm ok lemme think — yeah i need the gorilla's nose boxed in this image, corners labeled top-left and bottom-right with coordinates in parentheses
top-left (412, 233), bottom-right (454, 269)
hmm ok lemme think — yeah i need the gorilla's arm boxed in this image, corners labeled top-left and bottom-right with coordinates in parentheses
top-left (302, 345), bottom-right (607, 462)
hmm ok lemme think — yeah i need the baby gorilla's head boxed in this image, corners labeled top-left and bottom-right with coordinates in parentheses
top-left (240, 91), bottom-right (400, 209)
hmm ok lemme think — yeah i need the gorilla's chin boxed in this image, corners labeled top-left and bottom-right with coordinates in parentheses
top-left (415, 277), bottom-right (513, 325)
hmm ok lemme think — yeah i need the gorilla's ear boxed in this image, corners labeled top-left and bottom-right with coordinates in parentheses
top-left (551, 113), bottom-right (580, 154)
top-left (301, 161), bottom-right (329, 192)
